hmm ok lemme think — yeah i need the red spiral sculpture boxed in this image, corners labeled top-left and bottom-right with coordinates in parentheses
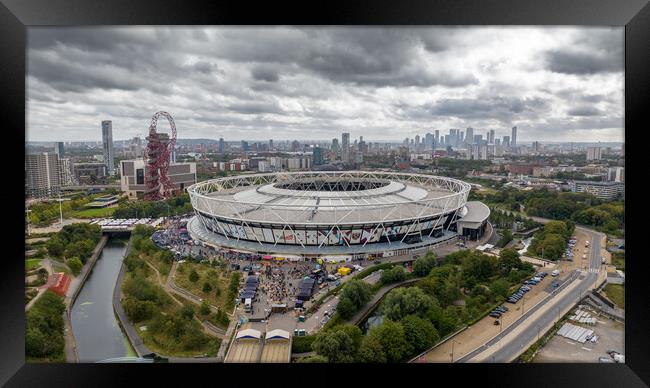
top-left (144, 111), bottom-right (177, 201)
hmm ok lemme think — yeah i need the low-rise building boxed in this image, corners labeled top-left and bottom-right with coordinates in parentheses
top-left (120, 159), bottom-right (196, 199)
top-left (570, 180), bottom-right (624, 200)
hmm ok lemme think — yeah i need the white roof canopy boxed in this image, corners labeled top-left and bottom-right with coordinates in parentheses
top-left (236, 329), bottom-right (261, 340)
top-left (265, 329), bottom-right (290, 340)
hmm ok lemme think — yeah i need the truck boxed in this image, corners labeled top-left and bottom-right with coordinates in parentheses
top-left (244, 298), bottom-right (252, 313)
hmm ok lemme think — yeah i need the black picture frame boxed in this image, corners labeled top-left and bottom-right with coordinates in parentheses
top-left (1, 0), bottom-right (648, 386)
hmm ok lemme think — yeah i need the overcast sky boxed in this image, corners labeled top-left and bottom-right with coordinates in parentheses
top-left (27, 26), bottom-right (624, 143)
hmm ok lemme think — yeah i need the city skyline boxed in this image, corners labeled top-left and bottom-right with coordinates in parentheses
top-left (28, 26), bottom-right (624, 143)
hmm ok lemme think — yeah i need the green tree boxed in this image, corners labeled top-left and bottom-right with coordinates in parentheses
top-left (312, 328), bottom-right (359, 362)
top-left (180, 304), bottom-right (195, 320)
top-left (498, 248), bottom-right (522, 274)
top-left (45, 237), bottom-right (65, 258)
top-left (401, 314), bottom-right (439, 355)
top-left (490, 278), bottom-right (510, 299)
top-left (357, 335), bottom-right (387, 363)
top-left (337, 280), bottom-right (372, 319)
top-left (199, 300), bottom-right (211, 316)
top-left (382, 287), bottom-right (434, 321)
top-left (368, 319), bottom-right (408, 363)
top-left (413, 253), bottom-right (437, 276)
top-left (380, 265), bottom-right (407, 284)
top-left (189, 269), bottom-right (199, 283)
top-left (123, 298), bottom-right (156, 322)
top-left (202, 282), bottom-right (213, 292)
top-left (66, 257), bottom-right (83, 276)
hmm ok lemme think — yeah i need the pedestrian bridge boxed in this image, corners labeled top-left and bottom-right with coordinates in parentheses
top-left (90, 217), bottom-right (165, 232)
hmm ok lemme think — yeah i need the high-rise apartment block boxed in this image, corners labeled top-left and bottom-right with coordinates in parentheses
top-left (102, 120), bottom-right (115, 175)
top-left (26, 152), bottom-right (61, 198)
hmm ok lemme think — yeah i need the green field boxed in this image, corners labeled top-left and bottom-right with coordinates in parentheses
top-left (604, 284), bottom-right (624, 309)
top-left (25, 259), bottom-right (42, 271)
top-left (72, 207), bottom-right (116, 218)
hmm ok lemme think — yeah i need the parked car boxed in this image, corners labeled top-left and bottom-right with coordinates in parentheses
top-left (489, 312), bottom-right (501, 318)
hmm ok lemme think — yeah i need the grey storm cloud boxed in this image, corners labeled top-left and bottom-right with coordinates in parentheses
top-left (251, 65), bottom-right (280, 82)
top-left (26, 26), bottom-right (624, 142)
top-left (543, 28), bottom-right (623, 75)
top-left (427, 97), bottom-right (550, 122)
top-left (567, 106), bottom-right (602, 117)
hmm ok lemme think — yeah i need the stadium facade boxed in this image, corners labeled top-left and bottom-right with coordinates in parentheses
top-left (186, 171), bottom-right (490, 260)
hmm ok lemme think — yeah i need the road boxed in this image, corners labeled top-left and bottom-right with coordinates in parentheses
top-left (457, 225), bottom-right (604, 362)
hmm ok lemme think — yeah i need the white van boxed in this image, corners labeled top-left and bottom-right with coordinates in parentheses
top-left (244, 298), bottom-right (252, 312)
top-left (551, 269), bottom-right (560, 277)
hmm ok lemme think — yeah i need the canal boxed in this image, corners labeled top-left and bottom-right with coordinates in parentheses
top-left (70, 238), bottom-right (135, 361)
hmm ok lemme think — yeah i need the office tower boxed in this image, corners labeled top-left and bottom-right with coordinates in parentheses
top-left (241, 140), bottom-right (249, 151)
top-left (474, 134), bottom-right (483, 144)
top-left (434, 130), bottom-right (439, 147)
top-left (415, 134), bottom-right (420, 146)
top-left (218, 137), bottom-right (225, 153)
top-left (425, 133), bottom-right (434, 150)
top-left (503, 136), bottom-right (510, 147)
top-left (331, 138), bottom-right (340, 154)
top-left (342, 133), bottom-right (350, 164)
top-left (460, 131), bottom-right (464, 145)
top-left (495, 138), bottom-right (501, 146)
top-left (26, 152), bottom-right (61, 198)
top-left (312, 146), bottom-right (324, 165)
top-left (101, 120), bottom-right (115, 175)
top-left (532, 141), bottom-right (540, 153)
top-left (55, 142), bottom-right (65, 158)
top-left (587, 146), bottom-right (602, 160)
top-left (269, 139), bottom-right (274, 151)
top-left (291, 140), bottom-right (300, 152)
top-left (489, 129), bottom-right (495, 144)
top-left (444, 135), bottom-right (450, 145)
top-left (465, 128), bottom-right (474, 146)
top-left (511, 126), bottom-right (517, 147)
top-left (129, 136), bottom-right (142, 158)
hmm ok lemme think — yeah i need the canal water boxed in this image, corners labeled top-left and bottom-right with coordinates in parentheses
top-left (70, 239), bottom-right (135, 362)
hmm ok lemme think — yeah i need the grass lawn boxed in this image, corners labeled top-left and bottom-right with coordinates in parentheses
top-left (174, 261), bottom-right (232, 309)
top-left (137, 317), bottom-right (221, 357)
top-left (25, 259), bottom-right (42, 271)
top-left (51, 262), bottom-right (71, 275)
top-left (604, 284), bottom-right (624, 309)
top-left (72, 207), bottom-right (116, 219)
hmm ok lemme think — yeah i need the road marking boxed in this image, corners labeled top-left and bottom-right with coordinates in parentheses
top-left (566, 341), bottom-right (575, 345)
top-left (581, 347), bottom-right (592, 351)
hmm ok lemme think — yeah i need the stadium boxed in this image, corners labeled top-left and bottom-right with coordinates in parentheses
top-left (186, 171), bottom-right (490, 260)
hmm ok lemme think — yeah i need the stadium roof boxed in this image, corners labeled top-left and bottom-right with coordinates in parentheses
top-left (458, 201), bottom-right (490, 224)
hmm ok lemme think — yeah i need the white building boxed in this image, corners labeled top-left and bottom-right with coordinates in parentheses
top-left (570, 180), bottom-right (624, 200)
top-left (586, 146), bottom-right (602, 161)
top-left (120, 159), bottom-right (196, 200)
